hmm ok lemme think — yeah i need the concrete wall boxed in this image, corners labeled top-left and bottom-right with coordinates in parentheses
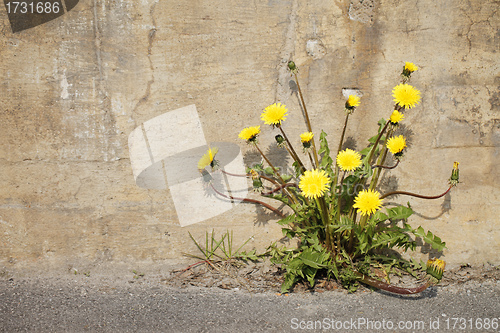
top-left (0, 0), bottom-right (498, 273)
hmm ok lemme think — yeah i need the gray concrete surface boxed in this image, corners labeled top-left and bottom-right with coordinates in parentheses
top-left (1, 275), bottom-right (499, 332)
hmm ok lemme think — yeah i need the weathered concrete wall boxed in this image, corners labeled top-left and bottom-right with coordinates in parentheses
top-left (0, 0), bottom-right (498, 273)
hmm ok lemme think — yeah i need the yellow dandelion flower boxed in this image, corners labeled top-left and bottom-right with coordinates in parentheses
top-left (389, 110), bottom-right (405, 124)
top-left (261, 103), bottom-right (288, 126)
top-left (404, 62), bottom-right (419, 73)
top-left (392, 84), bottom-right (421, 109)
top-left (238, 126), bottom-right (261, 142)
top-left (299, 169), bottom-right (331, 199)
top-left (353, 189), bottom-right (383, 216)
top-left (300, 132), bottom-right (314, 143)
top-left (386, 135), bottom-right (407, 155)
top-left (336, 149), bottom-right (362, 172)
top-left (197, 147), bottom-right (218, 170)
top-left (346, 95), bottom-right (361, 108)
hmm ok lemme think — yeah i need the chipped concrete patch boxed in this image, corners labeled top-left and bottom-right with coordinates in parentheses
top-left (342, 88), bottom-right (363, 99)
top-left (348, 0), bottom-right (375, 25)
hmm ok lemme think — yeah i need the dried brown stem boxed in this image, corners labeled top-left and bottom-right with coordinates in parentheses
top-left (261, 183), bottom-right (299, 196)
top-left (380, 186), bottom-right (452, 200)
top-left (373, 159), bottom-right (400, 170)
top-left (210, 184), bottom-right (285, 217)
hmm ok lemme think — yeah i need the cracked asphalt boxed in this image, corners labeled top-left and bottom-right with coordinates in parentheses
top-left (0, 274), bottom-right (499, 332)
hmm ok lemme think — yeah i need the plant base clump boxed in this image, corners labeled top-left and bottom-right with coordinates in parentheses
top-left (196, 61), bottom-right (459, 294)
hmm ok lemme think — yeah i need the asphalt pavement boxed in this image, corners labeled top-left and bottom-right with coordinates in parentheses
top-left (1, 273), bottom-right (499, 333)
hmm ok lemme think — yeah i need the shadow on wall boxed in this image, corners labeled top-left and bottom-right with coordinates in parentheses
top-left (128, 105), bottom-right (249, 227)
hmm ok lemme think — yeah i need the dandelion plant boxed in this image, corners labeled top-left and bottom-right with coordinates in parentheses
top-left (197, 61), bottom-right (460, 294)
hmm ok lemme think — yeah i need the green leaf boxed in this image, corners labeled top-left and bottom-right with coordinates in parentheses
top-left (377, 118), bottom-right (387, 129)
top-left (318, 130), bottom-right (334, 170)
top-left (299, 249), bottom-right (328, 269)
top-left (359, 146), bottom-right (372, 156)
top-left (328, 263), bottom-right (340, 280)
top-left (282, 272), bottom-right (299, 293)
top-left (331, 215), bottom-right (355, 233)
top-left (282, 228), bottom-right (296, 239)
top-left (368, 134), bottom-right (381, 144)
top-left (248, 163), bottom-right (264, 173)
top-left (318, 131), bottom-right (329, 155)
top-left (385, 206), bottom-right (414, 221)
top-left (370, 211), bottom-right (389, 224)
top-left (281, 174), bottom-right (293, 182)
top-left (292, 161), bottom-right (302, 178)
top-left (304, 266), bottom-right (317, 287)
top-left (263, 167), bottom-right (274, 175)
top-left (237, 249), bottom-right (259, 261)
top-left (277, 214), bottom-right (296, 226)
top-left (269, 193), bottom-right (291, 206)
top-left (370, 228), bottom-right (413, 250)
top-left (414, 226), bottom-right (446, 251)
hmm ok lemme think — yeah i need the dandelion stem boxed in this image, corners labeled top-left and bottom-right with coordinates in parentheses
top-left (337, 170), bottom-right (347, 194)
top-left (317, 197), bottom-right (334, 254)
top-left (294, 73), bottom-right (320, 167)
top-left (210, 183), bottom-right (285, 217)
top-left (347, 225), bottom-right (355, 254)
top-left (369, 143), bottom-right (390, 191)
top-left (254, 144), bottom-right (283, 182)
top-left (368, 125), bottom-right (393, 192)
top-left (373, 159), bottom-right (400, 169)
top-left (366, 120), bottom-right (390, 165)
top-left (337, 113), bottom-right (350, 157)
top-left (307, 152), bottom-right (315, 169)
top-left (333, 111), bottom-right (351, 201)
top-left (334, 170), bottom-right (347, 228)
top-left (347, 209), bottom-right (357, 254)
top-left (278, 126), bottom-right (306, 171)
top-left (219, 169), bottom-right (280, 187)
top-left (254, 143), bottom-right (296, 203)
top-left (219, 170), bottom-right (248, 177)
top-left (315, 197), bottom-right (329, 223)
top-left (359, 214), bottom-right (368, 230)
top-left (261, 183), bottom-right (299, 196)
top-left (380, 186), bottom-right (453, 200)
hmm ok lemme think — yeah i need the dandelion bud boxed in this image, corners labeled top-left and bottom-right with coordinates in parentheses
top-left (275, 134), bottom-right (285, 148)
top-left (252, 178), bottom-right (263, 193)
top-left (449, 161), bottom-right (460, 186)
top-left (401, 62), bottom-right (418, 82)
top-left (426, 258), bottom-right (446, 281)
top-left (288, 60), bottom-right (298, 74)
